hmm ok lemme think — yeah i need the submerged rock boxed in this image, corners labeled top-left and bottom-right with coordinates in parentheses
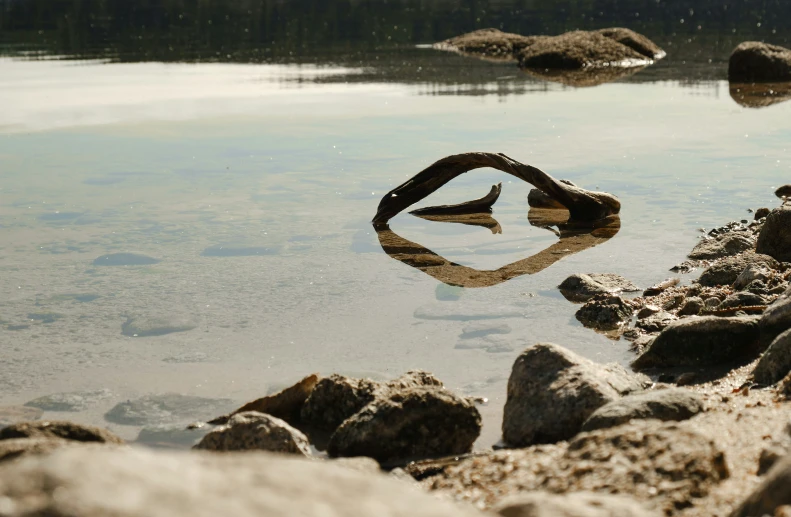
top-left (24, 389), bottom-right (113, 412)
top-left (121, 313), bottom-right (198, 337)
top-left (460, 322), bottom-right (512, 339)
top-left (558, 273), bottom-right (639, 302)
top-left (104, 393), bottom-right (235, 426)
top-left (756, 207), bottom-right (791, 262)
top-left (434, 28), bottom-right (540, 61)
top-left (92, 253), bottom-right (160, 266)
top-left (688, 233), bottom-right (755, 260)
top-left (575, 295), bottom-right (633, 330)
top-left (729, 41), bottom-right (791, 82)
top-left (698, 253), bottom-right (778, 287)
top-left (209, 374), bottom-right (319, 426)
top-left (0, 421), bottom-right (124, 445)
top-left (581, 388), bottom-right (705, 432)
top-left (493, 491), bottom-right (660, 517)
top-left (195, 412), bottom-right (311, 456)
top-left (502, 343), bottom-right (648, 447)
top-left (632, 316), bottom-right (762, 369)
top-left (753, 329), bottom-right (791, 385)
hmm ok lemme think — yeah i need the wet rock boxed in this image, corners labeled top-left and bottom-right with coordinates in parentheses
top-left (414, 303), bottom-right (524, 320)
top-left (0, 447), bottom-right (487, 517)
top-left (493, 491), bottom-right (660, 517)
top-left (135, 424), bottom-right (212, 449)
top-left (575, 295), bottom-right (633, 330)
top-left (435, 28), bottom-right (540, 61)
top-left (698, 253), bottom-right (779, 287)
top-left (636, 305), bottom-right (661, 319)
top-left (757, 207), bottom-right (791, 262)
top-left (753, 329), bottom-right (791, 384)
top-left (92, 252), bottom-right (160, 266)
top-left (581, 388), bottom-right (705, 432)
top-left (24, 389), bottom-right (113, 412)
top-left (328, 386), bottom-right (481, 464)
top-left (195, 412), bottom-right (311, 456)
top-left (518, 31), bottom-right (653, 69)
top-left (460, 322), bottom-right (511, 339)
top-left (756, 207), bottom-right (772, 220)
top-left (208, 374), bottom-right (319, 426)
top-left (528, 188), bottom-right (566, 209)
top-left (729, 41), bottom-right (791, 82)
top-left (502, 343), bottom-right (649, 447)
top-left (0, 406), bottom-right (42, 427)
top-left (634, 311), bottom-right (676, 333)
top-left (596, 27), bottom-right (665, 59)
top-left (121, 313), bottom-right (198, 337)
top-left (0, 421), bottom-right (124, 444)
top-left (761, 286), bottom-right (791, 344)
top-left (719, 292), bottom-right (768, 310)
top-left (688, 233), bottom-right (756, 260)
top-left (104, 393), bottom-right (235, 426)
top-left (558, 273), bottom-right (639, 302)
top-left (632, 316), bottom-right (762, 369)
top-left (678, 297), bottom-right (704, 316)
top-left (734, 263), bottom-right (773, 290)
top-left (732, 454), bottom-right (791, 517)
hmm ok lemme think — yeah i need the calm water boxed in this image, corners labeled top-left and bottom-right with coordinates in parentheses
top-left (1, 0), bottom-right (790, 446)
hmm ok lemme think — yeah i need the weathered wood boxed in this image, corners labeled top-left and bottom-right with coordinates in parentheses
top-left (372, 152), bottom-right (620, 223)
top-left (410, 183), bottom-right (502, 216)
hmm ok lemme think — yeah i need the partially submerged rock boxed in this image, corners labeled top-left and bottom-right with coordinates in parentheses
top-left (434, 28), bottom-right (540, 61)
top-left (493, 491), bottom-right (660, 517)
top-left (756, 207), bottom-right (791, 262)
top-left (575, 295), bottom-right (633, 330)
top-left (558, 273), bottom-right (639, 302)
top-left (502, 343), bottom-right (648, 446)
top-left (753, 329), bottom-right (791, 385)
top-left (194, 412), bottom-right (312, 456)
top-left (581, 388), bottom-right (705, 432)
top-left (208, 374), bottom-right (319, 425)
top-left (0, 421), bottom-right (124, 445)
top-left (729, 41), bottom-right (791, 82)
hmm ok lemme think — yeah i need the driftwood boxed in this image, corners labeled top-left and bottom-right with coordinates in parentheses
top-left (412, 213), bottom-right (502, 234)
top-left (372, 153), bottom-right (620, 223)
top-left (410, 183), bottom-right (501, 216)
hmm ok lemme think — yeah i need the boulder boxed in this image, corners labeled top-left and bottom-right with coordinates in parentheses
top-left (208, 374), bottom-right (319, 425)
top-left (0, 421), bottom-right (124, 445)
top-left (761, 286), bottom-right (791, 344)
top-left (753, 329), bottom-right (791, 384)
top-left (518, 31), bottom-right (652, 69)
top-left (719, 292), bottom-right (768, 310)
top-left (0, 447), bottom-right (488, 517)
top-left (734, 264), bottom-right (773, 290)
top-left (328, 386), bottom-right (481, 464)
top-left (757, 207), bottom-right (791, 262)
top-left (728, 41), bottom-right (791, 82)
top-left (194, 412), bottom-right (311, 456)
top-left (493, 491), bottom-right (660, 517)
top-left (698, 253), bottom-right (778, 287)
top-left (678, 297), bottom-right (704, 316)
top-left (581, 388), bottom-right (705, 431)
top-left (688, 233), bottom-right (755, 260)
top-left (633, 316), bottom-right (762, 369)
top-left (575, 295), bottom-right (633, 330)
top-left (558, 274), bottom-right (639, 302)
top-left (502, 343), bottom-right (649, 447)
top-left (731, 454), bottom-right (791, 517)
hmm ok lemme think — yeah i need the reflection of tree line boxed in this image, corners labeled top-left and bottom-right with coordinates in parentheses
top-left (1, 0), bottom-right (789, 69)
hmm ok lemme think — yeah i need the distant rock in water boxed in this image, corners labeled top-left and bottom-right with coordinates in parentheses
top-left (121, 314), bottom-right (197, 337)
top-left (105, 393), bottom-right (235, 426)
top-left (93, 253), bottom-right (160, 266)
top-left (201, 245), bottom-right (279, 257)
top-left (729, 41), bottom-right (791, 82)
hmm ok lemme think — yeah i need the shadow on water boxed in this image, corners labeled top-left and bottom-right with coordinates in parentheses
top-left (374, 208), bottom-right (620, 288)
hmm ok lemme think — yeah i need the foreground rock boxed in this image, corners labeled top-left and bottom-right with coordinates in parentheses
top-left (581, 388), bottom-right (705, 431)
top-left (558, 273), bottom-right (639, 302)
top-left (194, 412), bottom-right (311, 456)
top-left (756, 206), bottom-right (791, 262)
top-left (753, 329), bottom-right (791, 384)
top-left (632, 316), bottom-right (761, 369)
top-left (729, 41), bottom-right (791, 82)
top-left (328, 386), bottom-right (481, 464)
top-left (0, 421), bottom-right (124, 445)
top-left (493, 491), bottom-right (660, 517)
top-left (208, 374), bottom-right (319, 425)
top-left (731, 454), bottom-right (791, 517)
top-left (0, 447), bottom-right (487, 517)
top-left (503, 343), bottom-right (648, 446)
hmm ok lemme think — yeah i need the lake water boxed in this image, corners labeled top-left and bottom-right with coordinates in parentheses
top-left (1, 0), bottom-right (790, 447)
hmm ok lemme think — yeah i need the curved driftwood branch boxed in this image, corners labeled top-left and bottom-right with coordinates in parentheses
top-left (410, 183), bottom-right (502, 216)
top-left (372, 152), bottom-right (620, 223)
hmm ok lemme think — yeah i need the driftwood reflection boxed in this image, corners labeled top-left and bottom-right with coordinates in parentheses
top-left (412, 213), bottom-right (503, 234)
top-left (375, 209), bottom-right (620, 288)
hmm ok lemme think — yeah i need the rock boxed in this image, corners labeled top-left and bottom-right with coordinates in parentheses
top-left (719, 292), bottom-right (768, 310)
top-left (575, 295), bottom-right (633, 330)
top-left (688, 233), bottom-right (756, 260)
top-left (0, 421), bottom-right (124, 445)
top-left (698, 253), bottom-right (779, 287)
top-left (734, 264), bottom-right (772, 290)
top-left (528, 188), bottom-right (566, 209)
top-left (678, 297), bottom-right (704, 316)
top-left (24, 389), bottom-right (113, 412)
top-left (558, 274), bottom-right (639, 302)
top-left (121, 313), bottom-right (198, 337)
top-left (434, 28), bottom-right (540, 61)
top-left (643, 278), bottom-right (680, 296)
top-left (636, 305), bottom-right (661, 319)
top-left (757, 207), bottom-right (791, 262)
top-left (493, 491), bottom-right (660, 517)
top-left (460, 322), bottom-right (511, 339)
top-left (104, 393), bottom-right (235, 426)
top-left (194, 412), bottom-right (311, 456)
top-left (0, 438), bottom-right (82, 463)
top-left (756, 207), bottom-right (772, 220)
top-left (0, 447), bottom-right (488, 517)
top-left (753, 329), bottom-right (791, 384)
top-left (92, 252), bottom-right (160, 266)
top-left (632, 316), bottom-right (762, 369)
top-left (208, 374), bottom-right (319, 425)
top-left (518, 31), bottom-right (653, 69)
top-left (634, 311), bottom-right (676, 333)
top-left (413, 303), bottom-right (524, 321)
top-left (732, 454), bottom-right (791, 517)
top-left (328, 386), bottom-right (481, 464)
top-left (502, 343), bottom-right (649, 447)
top-left (704, 297), bottom-right (722, 310)
top-left (596, 27), bottom-right (665, 59)
top-left (0, 406), bottom-right (42, 427)
top-left (581, 388), bottom-right (705, 432)
top-left (761, 286), bottom-right (791, 344)
top-left (729, 41), bottom-right (791, 82)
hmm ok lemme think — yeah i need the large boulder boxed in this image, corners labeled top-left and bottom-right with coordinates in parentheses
top-left (581, 388), bottom-right (705, 432)
top-left (558, 273), bottom-right (639, 302)
top-left (328, 387), bottom-right (481, 464)
top-left (0, 421), bottom-right (124, 445)
top-left (756, 207), bottom-right (791, 262)
top-left (194, 412), bottom-right (311, 456)
top-left (502, 343), bottom-right (649, 447)
top-left (688, 233), bottom-right (756, 260)
top-left (632, 316), bottom-right (762, 369)
top-left (731, 454), bottom-right (791, 517)
top-left (761, 287), bottom-right (791, 345)
top-left (753, 329), bottom-right (791, 385)
top-left (729, 41), bottom-right (791, 82)
top-left (493, 491), bottom-right (660, 517)
top-left (0, 447), bottom-right (487, 517)
top-left (698, 253), bottom-right (778, 287)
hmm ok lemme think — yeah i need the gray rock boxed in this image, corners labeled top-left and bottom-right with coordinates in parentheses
top-left (678, 297), bottom-right (704, 316)
top-left (732, 454), bottom-right (791, 517)
top-left (0, 421), bottom-right (124, 445)
top-left (502, 343), bottom-right (649, 447)
top-left (753, 329), bottom-right (791, 384)
top-left (581, 388), bottom-right (705, 432)
top-left (558, 274), bottom-right (639, 302)
top-left (632, 316), bottom-right (762, 369)
top-left (494, 491), bottom-right (660, 517)
top-left (698, 253), bottom-right (778, 287)
top-left (719, 292), bottom-right (768, 310)
top-left (688, 233), bottom-right (755, 260)
top-left (194, 412), bottom-right (311, 456)
top-left (460, 322), bottom-right (512, 339)
top-left (328, 386), bottom-right (481, 464)
top-left (634, 311), bottom-right (676, 333)
top-left (761, 286), bottom-right (791, 345)
top-left (729, 41), bottom-right (791, 82)
top-left (104, 393), bottom-right (235, 426)
top-left (575, 295), bottom-right (633, 330)
top-left (24, 389), bottom-right (113, 412)
top-left (92, 252), bottom-right (160, 266)
top-left (0, 447), bottom-right (487, 517)
top-left (757, 207), bottom-right (791, 262)
top-left (734, 264), bottom-right (772, 290)
top-left (121, 313), bottom-right (198, 337)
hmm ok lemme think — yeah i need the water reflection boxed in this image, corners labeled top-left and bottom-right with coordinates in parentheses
top-left (729, 82), bottom-right (791, 108)
top-left (413, 213), bottom-right (503, 235)
top-left (375, 209), bottom-right (620, 288)
top-left (522, 65), bottom-right (648, 88)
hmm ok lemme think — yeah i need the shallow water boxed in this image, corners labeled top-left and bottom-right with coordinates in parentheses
top-left (1, 1), bottom-right (790, 446)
